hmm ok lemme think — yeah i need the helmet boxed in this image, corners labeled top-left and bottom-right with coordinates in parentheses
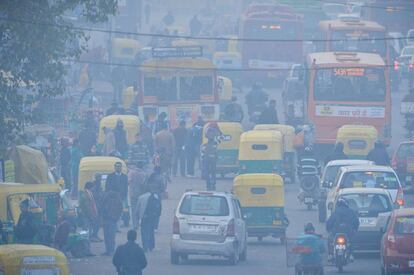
top-left (304, 222), bottom-right (315, 233)
top-left (336, 198), bottom-right (349, 208)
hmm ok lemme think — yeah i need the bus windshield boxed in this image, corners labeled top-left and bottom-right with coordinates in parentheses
top-left (330, 30), bottom-right (386, 57)
top-left (313, 67), bottom-right (386, 102)
top-left (245, 21), bottom-right (298, 40)
top-left (144, 75), bottom-right (213, 102)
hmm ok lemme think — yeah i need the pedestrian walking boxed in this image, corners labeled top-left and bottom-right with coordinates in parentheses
top-left (141, 115), bottom-right (154, 156)
top-left (71, 139), bottom-right (83, 197)
top-left (136, 186), bottom-right (162, 252)
top-left (101, 190), bottom-right (123, 256)
top-left (128, 133), bottom-right (150, 167)
top-left (102, 127), bottom-right (116, 156)
top-left (154, 123), bottom-right (175, 177)
top-left (106, 162), bottom-right (129, 202)
top-left (201, 137), bottom-right (218, 190)
top-left (113, 229), bottom-right (147, 275)
top-left (258, 99), bottom-right (279, 124)
top-left (153, 112), bottom-right (169, 135)
top-left (162, 10), bottom-right (174, 26)
top-left (189, 15), bottom-right (202, 36)
top-left (128, 162), bottom-right (147, 230)
top-left (91, 173), bottom-right (104, 241)
top-left (78, 181), bottom-right (98, 240)
top-left (79, 125), bottom-right (97, 156)
top-left (172, 120), bottom-right (187, 177)
top-left (60, 138), bottom-right (72, 191)
top-left (113, 120), bottom-right (128, 158)
top-left (185, 125), bottom-right (198, 177)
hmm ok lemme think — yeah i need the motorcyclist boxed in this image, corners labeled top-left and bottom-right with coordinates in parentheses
top-left (201, 125), bottom-right (220, 190)
top-left (326, 198), bottom-right (359, 261)
top-left (298, 146), bottom-right (320, 178)
top-left (224, 96), bottom-right (244, 123)
top-left (245, 82), bottom-right (268, 115)
top-left (295, 223), bottom-right (325, 274)
top-left (366, 140), bottom-right (390, 166)
top-left (324, 142), bottom-right (348, 166)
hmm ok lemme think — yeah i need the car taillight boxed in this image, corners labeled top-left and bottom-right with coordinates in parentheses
top-left (336, 236), bottom-right (346, 245)
top-left (387, 234), bottom-right (397, 250)
top-left (173, 216), bottom-right (180, 234)
top-left (410, 63), bottom-right (414, 70)
top-left (394, 60), bottom-right (399, 71)
top-left (396, 188), bottom-right (404, 206)
top-left (227, 218), bottom-right (235, 237)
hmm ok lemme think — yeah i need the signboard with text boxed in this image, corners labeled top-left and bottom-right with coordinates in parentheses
top-left (315, 104), bottom-right (385, 118)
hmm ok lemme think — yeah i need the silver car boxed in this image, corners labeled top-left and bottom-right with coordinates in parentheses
top-left (334, 188), bottom-right (395, 252)
top-left (171, 191), bottom-right (247, 265)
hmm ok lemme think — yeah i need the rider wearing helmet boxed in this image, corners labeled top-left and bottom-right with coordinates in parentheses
top-left (245, 82), bottom-right (268, 115)
top-left (326, 198), bottom-right (359, 260)
top-left (367, 140), bottom-right (390, 166)
top-left (296, 222), bottom-right (325, 273)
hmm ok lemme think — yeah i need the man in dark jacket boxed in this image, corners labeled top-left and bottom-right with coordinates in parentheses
top-left (113, 229), bottom-right (147, 275)
top-left (326, 198), bottom-right (359, 260)
top-left (367, 140), bottom-right (390, 166)
top-left (258, 99), bottom-right (279, 124)
top-left (324, 142), bottom-right (348, 165)
top-left (189, 15), bottom-right (202, 36)
top-left (101, 190), bottom-right (123, 256)
top-left (201, 137), bottom-right (218, 190)
top-left (106, 162), bottom-right (128, 202)
top-left (15, 199), bottom-right (37, 244)
top-left (113, 120), bottom-right (128, 158)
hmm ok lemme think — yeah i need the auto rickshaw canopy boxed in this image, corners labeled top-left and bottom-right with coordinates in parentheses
top-left (253, 124), bottom-right (295, 152)
top-left (111, 38), bottom-right (141, 61)
top-left (78, 156), bottom-right (127, 191)
top-left (98, 115), bottom-right (140, 145)
top-left (336, 124), bottom-right (378, 156)
top-left (233, 173), bottom-right (284, 207)
top-left (238, 130), bottom-right (283, 160)
top-left (202, 122), bottom-right (243, 150)
top-left (0, 183), bottom-right (61, 224)
top-left (0, 244), bottom-right (69, 275)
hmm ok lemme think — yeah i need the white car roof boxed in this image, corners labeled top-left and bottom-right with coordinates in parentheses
top-left (326, 159), bottom-right (373, 167)
top-left (339, 165), bottom-right (395, 173)
top-left (183, 191), bottom-right (233, 198)
top-left (338, 187), bottom-right (392, 196)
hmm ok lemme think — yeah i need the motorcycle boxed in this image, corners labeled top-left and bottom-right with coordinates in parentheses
top-left (248, 103), bottom-right (266, 124)
top-left (297, 158), bottom-right (320, 210)
top-left (332, 233), bottom-right (350, 273)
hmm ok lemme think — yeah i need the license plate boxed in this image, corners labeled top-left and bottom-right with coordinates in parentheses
top-left (359, 217), bottom-right (377, 226)
top-left (305, 197), bottom-right (313, 203)
top-left (190, 224), bottom-right (216, 233)
top-left (409, 260), bottom-right (414, 267)
top-left (273, 220), bottom-right (282, 225)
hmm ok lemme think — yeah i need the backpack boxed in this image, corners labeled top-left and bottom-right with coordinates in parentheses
top-left (143, 194), bottom-right (161, 220)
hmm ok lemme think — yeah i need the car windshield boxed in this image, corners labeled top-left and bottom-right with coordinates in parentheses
top-left (323, 165), bottom-right (341, 183)
top-left (314, 68), bottom-right (386, 102)
top-left (395, 216), bottom-right (414, 234)
top-left (340, 171), bottom-right (400, 189)
top-left (402, 47), bottom-right (414, 56)
top-left (179, 195), bottom-right (229, 216)
top-left (397, 143), bottom-right (414, 158)
top-left (340, 193), bottom-right (392, 217)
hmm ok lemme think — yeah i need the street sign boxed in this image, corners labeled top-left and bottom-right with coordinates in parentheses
top-left (152, 46), bottom-right (203, 58)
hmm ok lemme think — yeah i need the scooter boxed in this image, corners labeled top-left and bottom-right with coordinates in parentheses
top-left (332, 233), bottom-right (350, 273)
top-left (248, 103), bottom-right (266, 123)
top-left (297, 158), bottom-right (320, 210)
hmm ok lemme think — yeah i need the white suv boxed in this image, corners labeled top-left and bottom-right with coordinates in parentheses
top-left (171, 191), bottom-right (247, 265)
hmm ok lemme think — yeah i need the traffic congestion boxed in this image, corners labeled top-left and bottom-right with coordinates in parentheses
top-left (1, 0), bottom-right (414, 275)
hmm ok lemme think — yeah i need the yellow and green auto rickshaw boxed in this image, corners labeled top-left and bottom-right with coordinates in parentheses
top-left (238, 130), bottom-right (284, 175)
top-left (98, 115), bottom-right (140, 146)
top-left (233, 173), bottom-right (288, 242)
top-left (111, 38), bottom-right (141, 64)
top-left (202, 122), bottom-right (243, 176)
top-left (0, 244), bottom-right (69, 274)
top-left (254, 124), bottom-right (297, 182)
top-left (77, 156), bottom-right (127, 192)
top-left (336, 125), bottom-right (378, 159)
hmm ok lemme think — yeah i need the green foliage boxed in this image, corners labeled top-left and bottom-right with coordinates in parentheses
top-left (0, 0), bottom-right (117, 150)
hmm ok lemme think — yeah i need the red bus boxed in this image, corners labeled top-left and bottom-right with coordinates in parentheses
top-left (239, 3), bottom-right (303, 82)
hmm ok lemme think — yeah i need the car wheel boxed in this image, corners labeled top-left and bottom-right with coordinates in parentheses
top-left (239, 245), bottom-right (247, 261)
top-left (171, 250), bottom-right (180, 265)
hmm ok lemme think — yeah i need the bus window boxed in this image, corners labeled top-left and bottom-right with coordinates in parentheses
top-left (180, 76), bottom-right (213, 101)
top-left (331, 31), bottom-right (386, 57)
top-left (314, 68), bottom-right (385, 102)
top-left (144, 76), bottom-right (178, 102)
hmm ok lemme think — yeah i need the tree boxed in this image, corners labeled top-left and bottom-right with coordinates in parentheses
top-left (0, 0), bottom-right (117, 150)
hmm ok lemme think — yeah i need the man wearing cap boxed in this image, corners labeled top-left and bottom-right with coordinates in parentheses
top-left (15, 199), bottom-right (37, 244)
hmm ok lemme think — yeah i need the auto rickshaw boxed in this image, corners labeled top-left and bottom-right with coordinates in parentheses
top-left (254, 124), bottom-right (296, 182)
top-left (0, 244), bottom-right (69, 274)
top-left (77, 156), bottom-right (127, 192)
top-left (233, 173), bottom-right (288, 242)
top-left (202, 122), bottom-right (243, 177)
top-left (238, 130), bottom-right (284, 175)
top-left (0, 183), bottom-right (88, 257)
top-left (336, 125), bottom-right (378, 159)
top-left (218, 76), bottom-right (233, 118)
top-left (98, 115), bottom-right (140, 146)
top-left (111, 38), bottom-right (141, 64)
